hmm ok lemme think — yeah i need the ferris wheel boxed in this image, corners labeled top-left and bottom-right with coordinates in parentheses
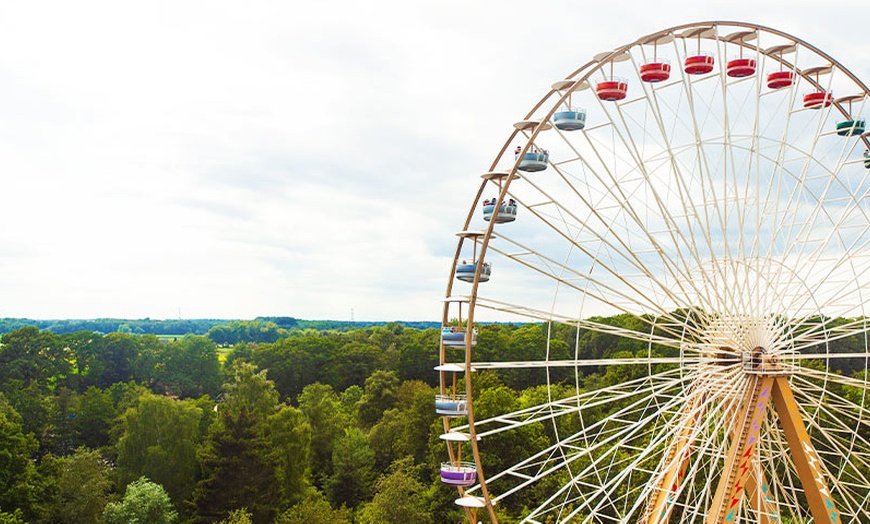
top-left (437, 21), bottom-right (870, 523)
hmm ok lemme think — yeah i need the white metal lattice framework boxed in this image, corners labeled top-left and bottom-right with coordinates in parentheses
top-left (439, 21), bottom-right (870, 523)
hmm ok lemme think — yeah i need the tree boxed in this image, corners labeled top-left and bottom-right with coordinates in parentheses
top-left (275, 491), bottom-right (351, 524)
top-left (327, 342), bottom-right (382, 390)
top-left (43, 447), bottom-right (112, 524)
top-left (395, 328), bottom-right (439, 384)
top-left (115, 392), bottom-right (203, 505)
top-left (191, 362), bottom-right (292, 523)
top-left (297, 383), bottom-right (347, 488)
top-left (265, 406), bottom-right (312, 506)
top-left (207, 320), bottom-right (283, 346)
top-left (102, 477), bottom-right (178, 524)
top-left (0, 394), bottom-right (39, 519)
top-left (157, 336), bottom-right (220, 398)
top-left (251, 340), bottom-right (318, 400)
top-left (394, 380), bottom-right (437, 462)
top-left (218, 509), bottom-right (253, 524)
top-left (95, 332), bottom-right (140, 388)
top-left (325, 427), bottom-right (376, 508)
top-left (0, 510), bottom-right (25, 524)
top-left (356, 370), bottom-right (399, 428)
top-left (72, 386), bottom-right (115, 450)
top-left (0, 327), bottom-right (68, 388)
top-left (191, 409), bottom-right (283, 524)
top-left (368, 408), bottom-right (406, 471)
top-left (222, 362), bottom-right (279, 423)
top-left (357, 458), bottom-right (431, 524)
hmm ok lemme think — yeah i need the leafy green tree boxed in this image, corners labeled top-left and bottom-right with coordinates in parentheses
top-left (265, 405), bottom-right (311, 506)
top-left (1, 379), bottom-right (55, 454)
top-left (369, 408), bottom-right (406, 470)
top-left (327, 342), bottom-right (382, 390)
top-left (356, 370), bottom-right (399, 428)
top-left (222, 361), bottom-right (279, 422)
top-left (191, 409), bottom-right (282, 524)
top-left (58, 331), bottom-right (104, 391)
top-left (0, 510), bottom-right (25, 524)
top-left (157, 336), bottom-right (220, 398)
top-left (218, 508), bottom-right (253, 524)
top-left (394, 380), bottom-right (437, 462)
top-left (73, 386), bottom-right (115, 449)
top-left (368, 382), bottom-right (437, 469)
top-left (0, 394), bottom-right (39, 519)
top-left (0, 327), bottom-right (68, 388)
top-left (103, 477), bottom-right (178, 524)
top-left (192, 362), bottom-right (305, 523)
top-left (43, 447), bottom-right (112, 524)
top-left (357, 457), bottom-right (432, 524)
top-left (116, 392), bottom-right (203, 505)
top-left (275, 491), bottom-right (351, 524)
top-left (251, 338), bottom-right (324, 400)
top-left (96, 332), bottom-right (141, 388)
top-left (325, 427), bottom-right (376, 508)
top-left (297, 383), bottom-right (347, 487)
top-left (207, 320), bottom-right (283, 346)
top-left (339, 385), bottom-right (363, 412)
top-left (396, 328), bottom-right (439, 384)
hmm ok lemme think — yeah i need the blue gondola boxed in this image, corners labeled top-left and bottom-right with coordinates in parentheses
top-left (435, 394), bottom-right (468, 416)
top-left (455, 262), bottom-right (491, 282)
top-left (482, 199), bottom-right (517, 223)
top-left (518, 151), bottom-right (549, 172)
top-left (442, 327), bottom-right (478, 348)
top-left (553, 110), bottom-right (586, 131)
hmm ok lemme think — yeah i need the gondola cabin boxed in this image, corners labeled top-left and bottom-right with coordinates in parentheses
top-left (482, 200), bottom-right (518, 223)
top-left (766, 70), bottom-right (795, 89)
top-left (836, 119), bottom-right (866, 136)
top-left (640, 61), bottom-right (671, 83)
top-left (518, 151), bottom-right (549, 172)
top-left (726, 57), bottom-right (756, 78)
top-left (684, 54), bottom-right (714, 74)
top-left (455, 262), bottom-right (491, 282)
top-left (435, 394), bottom-right (468, 416)
top-left (440, 462), bottom-right (478, 486)
top-left (553, 110), bottom-right (586, 131)
top-left (803, 91), bottom-right (833, 109)
top-left (442, 326), bottom-right (478, 348)
top-left (596, 79), bottom-right (628, 101)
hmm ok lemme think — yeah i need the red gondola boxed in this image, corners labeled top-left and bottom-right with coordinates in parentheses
top-left (640, 61), bottom-right (671, 83)
top-left (766, 71), bottom-right (795, 89)
top-left (803, 91), bottom-right (833, 109)
top-left (726, 58), bottom-right (756, 78)
top-left (596, 79), bottom-right (628, 101)
top-left (684, 54), bottom-right (715, 75)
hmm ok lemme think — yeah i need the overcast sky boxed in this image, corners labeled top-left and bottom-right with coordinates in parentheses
top-left (0, 1), bottom-right (868, 321)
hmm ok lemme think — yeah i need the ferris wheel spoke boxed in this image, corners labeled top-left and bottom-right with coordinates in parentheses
top-left (454, 367), bottom-right (688, 438)
top-left (473, 295), bottom-right (698, 348)
top-left (481, 222), bottom-right (690, 318)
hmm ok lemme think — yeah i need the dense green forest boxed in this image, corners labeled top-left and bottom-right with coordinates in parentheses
top-left (0, 318), bottom-right (439, 337)
top-left (0, 317), bottom-right (866, 523)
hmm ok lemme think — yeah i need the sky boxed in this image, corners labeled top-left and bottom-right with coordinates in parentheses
top-left (0, 1), bottom-right (869, 321)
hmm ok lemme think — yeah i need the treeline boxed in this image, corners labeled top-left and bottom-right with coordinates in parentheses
top-left (0, 317), bottom-right (440, 337)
